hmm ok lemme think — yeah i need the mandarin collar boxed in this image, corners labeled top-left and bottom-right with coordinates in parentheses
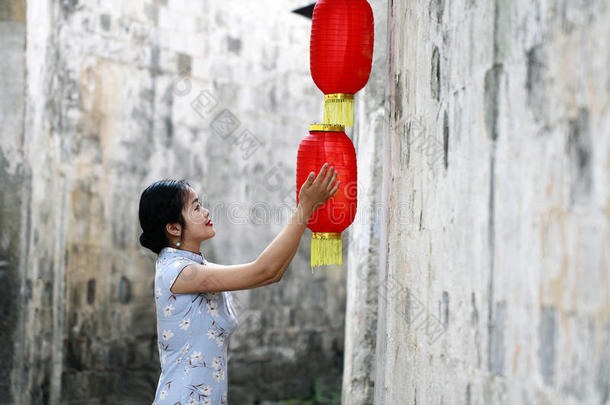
top-left (161, 246), bottom-right (206, 264)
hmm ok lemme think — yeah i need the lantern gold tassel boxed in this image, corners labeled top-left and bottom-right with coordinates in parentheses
top-left (310, 232), bottom-right (342, 272)
top-left (322, 94), bottom-right (354, 128)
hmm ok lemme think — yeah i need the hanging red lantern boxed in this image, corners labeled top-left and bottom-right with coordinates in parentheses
top-left (296, 124), bottom-right (358, 271)
top-left (310, 0), bottom-right (374, 128)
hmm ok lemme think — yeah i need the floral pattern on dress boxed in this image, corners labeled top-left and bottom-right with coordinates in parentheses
top-left (153, 247), bottom-right (239, 404)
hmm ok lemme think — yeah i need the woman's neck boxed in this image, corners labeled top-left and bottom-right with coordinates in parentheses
top-left (175, 241), bottom-right (202, 255)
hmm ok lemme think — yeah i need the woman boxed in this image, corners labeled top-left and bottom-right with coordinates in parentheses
top-left (138, 163), bottom-right (339, 405)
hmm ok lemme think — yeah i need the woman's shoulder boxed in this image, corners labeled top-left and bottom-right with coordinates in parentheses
top-left (154, 248), bottom-right (203, 296)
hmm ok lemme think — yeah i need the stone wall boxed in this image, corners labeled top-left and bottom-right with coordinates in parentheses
top-left (1, 0), bottom-right (346, 403)
top-left (1, 2), bottom-right (28, 403)
top-left (375, 0), bottom-right (610, 403)
top-left (340, 0), bottom-right (387, 403)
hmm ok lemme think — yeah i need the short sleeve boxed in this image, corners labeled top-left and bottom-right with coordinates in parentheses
top-left (161, 256), bottom-right (197, 292)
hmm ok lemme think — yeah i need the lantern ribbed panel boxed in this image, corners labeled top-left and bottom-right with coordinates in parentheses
top-left (296, 129), bottom-right (357, 234)
top-left (310, 0), bottom-right (374, 95)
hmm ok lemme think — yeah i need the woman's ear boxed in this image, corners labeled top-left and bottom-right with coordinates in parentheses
top-left (165, 222), bottom-right (182, 238)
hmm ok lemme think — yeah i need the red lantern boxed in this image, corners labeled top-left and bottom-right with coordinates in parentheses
top-left (310, 0), bottom-right (374, 128)
top-left (297, 124), bottom-right (358, 270)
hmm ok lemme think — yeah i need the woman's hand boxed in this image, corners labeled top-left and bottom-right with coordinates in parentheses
top-left (298, 163), bottom-right (340, 215)
top-left (255, 163), bottom-right (339, 283)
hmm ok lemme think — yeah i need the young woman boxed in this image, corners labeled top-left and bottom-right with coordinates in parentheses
top-left (138, 163), bottom-right (339, 405)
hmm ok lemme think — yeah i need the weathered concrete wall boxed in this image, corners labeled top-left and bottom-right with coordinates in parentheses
top-left (0, 2), bottom-right (28, 403)
top-left (375, 0), bottom-right (609, 403)
top-left (341, 0), bottom-right (387, 403)
top-left (1, 0), bottom-right (346, 403)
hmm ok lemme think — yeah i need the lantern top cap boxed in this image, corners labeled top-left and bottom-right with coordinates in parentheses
top-left (309, 124), bottom-right (345, 132)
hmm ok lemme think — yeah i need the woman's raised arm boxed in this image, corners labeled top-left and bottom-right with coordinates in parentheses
top-left (255, 162), bottom-right (339, 282)
top-left (169, 163), bottom-right (339, 294)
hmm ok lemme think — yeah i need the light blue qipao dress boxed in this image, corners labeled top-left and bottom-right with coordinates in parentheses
top-left (152, 247), bottom-right (239, 405)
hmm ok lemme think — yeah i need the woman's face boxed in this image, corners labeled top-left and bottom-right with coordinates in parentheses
top-left (181, 187), bottom-right (215, 243)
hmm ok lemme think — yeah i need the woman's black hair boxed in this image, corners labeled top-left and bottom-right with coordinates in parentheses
top-left (138, 179), bottom-right (192, 254)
